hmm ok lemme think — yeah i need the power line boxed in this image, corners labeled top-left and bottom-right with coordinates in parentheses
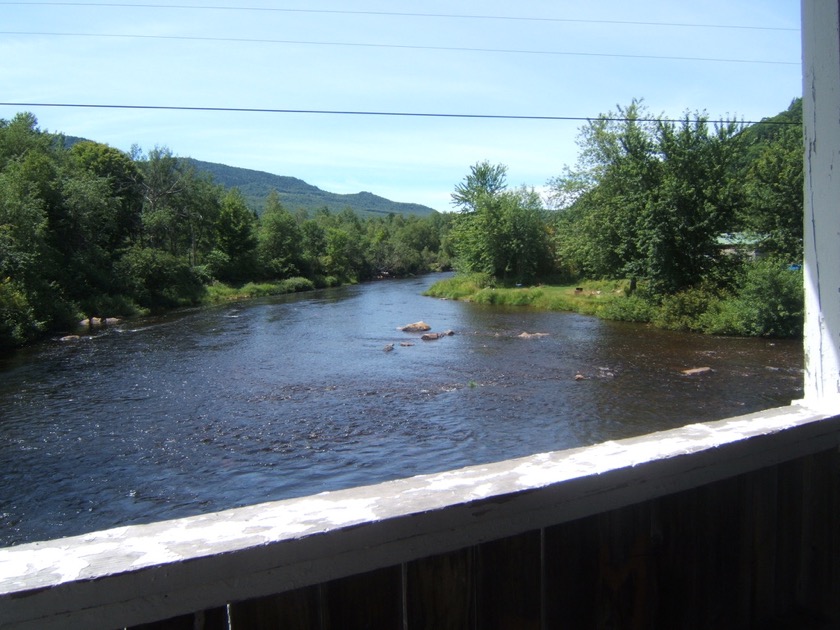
top-left (0, 2), bottom-right (800, 32)
top-left (0, 102), bottom-right (799, 126)
top-left (0, 31), bottom-right (799, 66)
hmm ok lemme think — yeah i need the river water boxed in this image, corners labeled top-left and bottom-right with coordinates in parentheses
top-left (0, 274), bottom-right (802, 547)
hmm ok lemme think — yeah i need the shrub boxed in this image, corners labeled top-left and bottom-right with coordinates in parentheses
top-left (700, 259), bottom-right (803, 337)
top-left (652, 287), bottom-right (721, 332)
top-left (0, 277), bottom-right (43, 349)
top-left (598, 294), bottom-right (655, 323)
top-left (424, 273), bottom-right (494, 299)
top-left (278, 277), bottom-right (316, 293)
top-left (116, 247), bottom-right (205, 311)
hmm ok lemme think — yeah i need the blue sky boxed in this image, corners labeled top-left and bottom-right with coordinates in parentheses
top-left (0, 1), bottom-right (801, 211)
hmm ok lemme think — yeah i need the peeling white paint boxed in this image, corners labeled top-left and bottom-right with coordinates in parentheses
top-left (803, 0), bottom-right (840, 409)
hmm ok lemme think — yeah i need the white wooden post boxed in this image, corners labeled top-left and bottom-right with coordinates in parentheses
top-left (801, 0), bottom-right (840, 411)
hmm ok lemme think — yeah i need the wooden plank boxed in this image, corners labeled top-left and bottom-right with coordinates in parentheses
top-left (405, 548), bottom-right (474, 630)
top-left (592, 502), bottom-right (658, 629)
top-left (544, 515), bottom-right (599, 628)
top-left (228, 586), bottom-right (319, 629)
top-left (802, 0), bottom-right (840, 409)
top-left (796, 450), bottom-right (840, 621)
top-left (772, 458), bottom-right (805, 617)
top-left (321, 566), bottom-right (401, 630)
top-left (475, 531), bottom-right (541, 630)
top-left (128, 607), bottom-right (228, 630)
top-left (740, 466), bottom-right (780, 624)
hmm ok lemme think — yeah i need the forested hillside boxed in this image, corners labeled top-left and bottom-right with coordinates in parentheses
top-left (182, 158), bottom-right (437, 217)
top-left (0, 115), bottom-right (452, 350)
top-left (62, 136), bottom-right (437, 217)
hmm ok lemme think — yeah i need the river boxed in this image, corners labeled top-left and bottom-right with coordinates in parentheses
top-left (0, 274), bottom-right (803, 547)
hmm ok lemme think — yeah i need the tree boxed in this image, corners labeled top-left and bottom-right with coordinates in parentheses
top-left (550, 100), bottom-right (659, 281)
top-left (0, 113), bottom-right (53, 171)
top-left (137, 146), bottom-right (185, 253)
top-left (209, 189), bottom-right (257, 282)
top-left (549, 101), bottom-right (743, 293)
top-left (257, 190), bottom-right (303, 278)
top-left (450, 163), bottom-right (552, 283)
top-left (642, 116), bottom-right (742, 293)
top-left (0, 160), bottom-right (49, 346)
top-left (69, 141), bottom-right (143, 250)
top-left (740, 99), bottom-right (803, 261)
top-left (0, 119), bottom-right (77, 331)
top-left (451, 160), bottom-right (508, 211)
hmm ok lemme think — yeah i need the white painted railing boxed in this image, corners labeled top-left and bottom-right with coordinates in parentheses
top-left (1, 403), bottom-right (838, 629)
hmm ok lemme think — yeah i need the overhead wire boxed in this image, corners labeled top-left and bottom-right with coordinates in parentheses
top-left (0, 4), bottom-right (799, 127)
top-left (0, 2), bottom-right (800, 32)
top-left (0, 102), bottom-right (800, 126)
top-left (0, 30), bottom-right (798, 65)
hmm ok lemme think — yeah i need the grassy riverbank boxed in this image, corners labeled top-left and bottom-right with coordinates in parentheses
top-left (202, 276), bottom-right (342, 303)
top-left (424, 268), bottom-right (804, 338)
top-left (425, 274), bottom-right (632, 314)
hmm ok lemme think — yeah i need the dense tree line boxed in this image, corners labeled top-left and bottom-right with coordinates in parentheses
top-left (0, 113), bottom-right (452, 350)
top-left (447, 99), bottom-right (804, 336)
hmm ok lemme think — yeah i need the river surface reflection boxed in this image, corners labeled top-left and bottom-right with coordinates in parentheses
top-left (0, 274), bottom-right (802, 546)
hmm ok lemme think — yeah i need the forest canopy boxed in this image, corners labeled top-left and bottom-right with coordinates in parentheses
top-left (0, 98), bottom-right (805, 349)
top-left (0, 113), bottom-right (453, 350)
top-left (442, 98), bottom-right (804, 337)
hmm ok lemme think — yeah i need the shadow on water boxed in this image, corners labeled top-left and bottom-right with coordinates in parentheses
top-left (0, 273), bottom-right (802, 546)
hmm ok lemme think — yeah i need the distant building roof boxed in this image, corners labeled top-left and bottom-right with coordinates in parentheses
top-left (716, 232), bottom-right (768, 247)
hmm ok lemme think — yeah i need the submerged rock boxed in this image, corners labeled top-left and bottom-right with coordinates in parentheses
top-left (518, 332), bottom-right (549, 339)
top-left (682, 367), bottom-right (713, 376)
top-left (398, 321), bottom-right (431, 332)
top-left (79, 317), bottom-right (121, 328)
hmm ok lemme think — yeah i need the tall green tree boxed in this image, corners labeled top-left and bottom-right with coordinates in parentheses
top-left (69, 141), bottom-right (143, 250)
top-left (450, 161), bottom-right (552, 282)
top-left (0, 159), bottom-right (49, 346)
top-left (210, 189), bottom-right (258, 282)
top-left (137, 146), bottom-right (185, 253)
top-left (550, 101), bottom-right (743, 293)
top-left (257, 190), bottom-right (303, 278)
top-left (642, 116), bottom-right (742, 293)
top-left (550, 100), bottom-right (660, 280)
top-left (451, 160), bottom-right (508, 211)
top-left (740, 99), bottom-right (803, 261)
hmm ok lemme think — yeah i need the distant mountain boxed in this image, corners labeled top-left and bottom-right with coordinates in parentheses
top-left (184, 158), bottom-right (437, 218)
top-left (60, 136), bottom-right (438, 218)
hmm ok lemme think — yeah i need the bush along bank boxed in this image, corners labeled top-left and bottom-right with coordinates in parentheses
top-left (425, 260), bottom-right (803, 339)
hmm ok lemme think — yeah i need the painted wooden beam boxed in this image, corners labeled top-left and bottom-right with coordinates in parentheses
top-left (802, 0), bottom-right (840, 410)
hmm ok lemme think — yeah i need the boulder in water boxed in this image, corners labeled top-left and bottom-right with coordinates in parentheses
top-left (399, 321), bottom-right (431, 332)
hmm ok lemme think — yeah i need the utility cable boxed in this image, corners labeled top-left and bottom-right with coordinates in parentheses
top-left (0, 102), bottom-right (800, 126)
top-left (0, 3), bottom-right (799, 32)
top-left (0, 31), bottom-right (799, 65)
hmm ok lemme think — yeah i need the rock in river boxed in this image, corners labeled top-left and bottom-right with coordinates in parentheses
top-left (399, 321), bottom-right (431, 332)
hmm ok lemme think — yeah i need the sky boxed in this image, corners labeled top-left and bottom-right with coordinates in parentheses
top-left (0, 1), bottom-right (802, 212)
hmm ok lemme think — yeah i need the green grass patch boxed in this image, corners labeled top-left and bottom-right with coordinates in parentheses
top-left (427, 275), bottom-right (632, 317)
top-left (423, 273), bottom-right (495, 299)
top-left (204, 277), bottom-right (316, 303)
